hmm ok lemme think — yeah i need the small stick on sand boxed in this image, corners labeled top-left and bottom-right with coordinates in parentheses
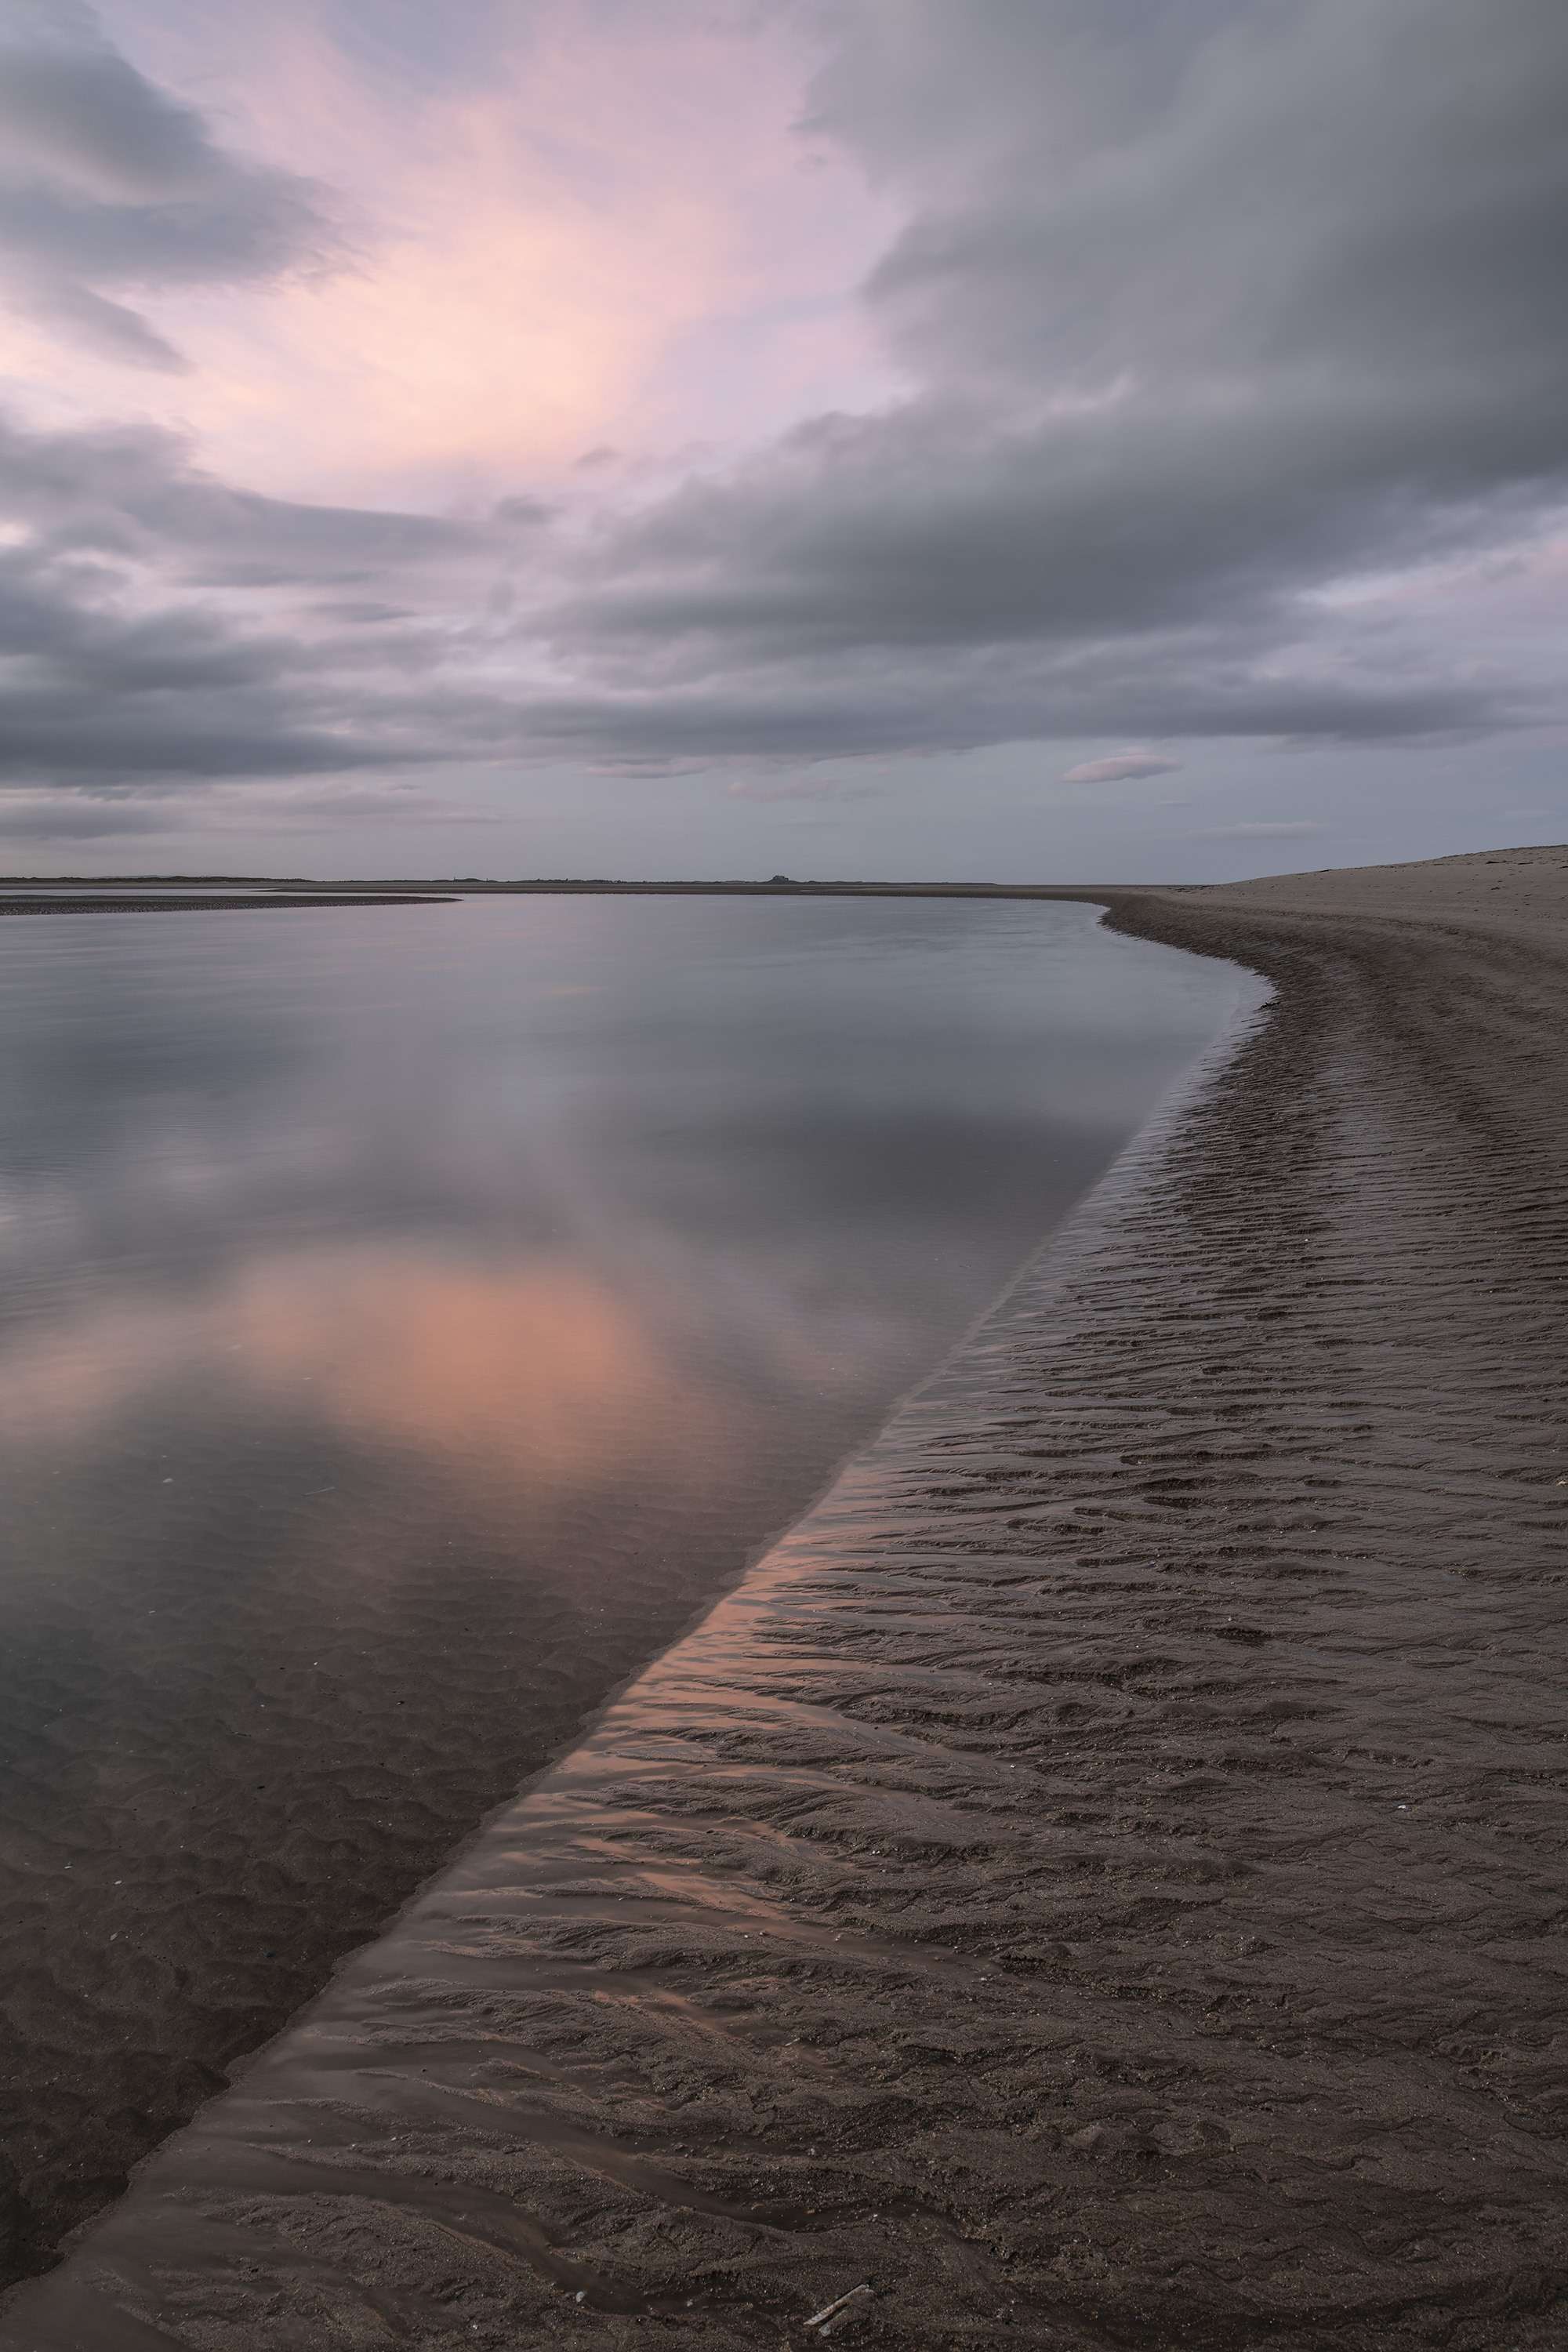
top-left (804, 2281), bottom-right (872, 2331)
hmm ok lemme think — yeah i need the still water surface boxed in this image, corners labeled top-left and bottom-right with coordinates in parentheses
top-left (0, 893), bottom-right (1259, 2276)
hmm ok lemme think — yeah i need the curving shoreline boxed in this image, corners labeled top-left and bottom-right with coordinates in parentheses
top-left (5, 848), bottom-right (1566, 2350)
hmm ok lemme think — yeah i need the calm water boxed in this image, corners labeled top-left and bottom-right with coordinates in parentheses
top-left (0, 894), bottom-right (1260, 2277)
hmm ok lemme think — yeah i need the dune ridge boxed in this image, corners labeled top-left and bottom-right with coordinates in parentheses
top-left (5, 847), bottom-right (1566, 2350)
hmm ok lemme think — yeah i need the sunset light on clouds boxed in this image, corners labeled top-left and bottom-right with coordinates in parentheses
top-left (2, 0), bottom-right (1566, 875)
top-left (51, 0), bottom-right (895, 499)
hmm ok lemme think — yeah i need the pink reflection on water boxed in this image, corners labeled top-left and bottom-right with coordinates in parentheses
top-left (0, 1242), bottom-right (724, 1507)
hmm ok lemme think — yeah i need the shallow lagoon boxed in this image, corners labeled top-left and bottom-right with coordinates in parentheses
top-left (0, 893), bottom-right (1260, 2274)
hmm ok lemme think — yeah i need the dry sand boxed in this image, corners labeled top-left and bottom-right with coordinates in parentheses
top-left (4, 846), bottom-right (1566, 2350)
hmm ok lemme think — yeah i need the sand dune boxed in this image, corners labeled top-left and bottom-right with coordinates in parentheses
top-left (5, 848), bottom-right (1566, 2350)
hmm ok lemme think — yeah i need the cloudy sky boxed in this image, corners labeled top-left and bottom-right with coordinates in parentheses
top-left (1, 0), bottom-right (1564, 880)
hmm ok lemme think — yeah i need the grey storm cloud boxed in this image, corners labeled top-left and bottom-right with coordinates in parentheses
top-left (0, 791), bottom-right (175, 840)
top-left (444, 642), bottom-right (1501, 769)
top-left (0, 780), bottom-right (500, 840)
top-left (0, 2), bottom-right (336, 369)
top-left (3, 0), bottom-right (1568, 804)
top-left (0, 413), bottom-right (487, 586)
top-left (532, 0), bottom-right (1568, 756)
top-left (0, 409), bottom-right (518, 789)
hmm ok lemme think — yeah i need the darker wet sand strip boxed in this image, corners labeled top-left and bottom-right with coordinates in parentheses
top-left (5, 848), bottom-right (1566, 2351)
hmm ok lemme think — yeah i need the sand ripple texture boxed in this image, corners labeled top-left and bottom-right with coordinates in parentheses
top-left (6, 848), bottom-right (1567, 2351)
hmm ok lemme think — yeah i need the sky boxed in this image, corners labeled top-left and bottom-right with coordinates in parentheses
top-left (0, 0), bottom-right (1565, 880)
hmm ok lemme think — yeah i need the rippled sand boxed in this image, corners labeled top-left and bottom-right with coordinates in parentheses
top-left (6, 847), bottom-right (1566, 2350)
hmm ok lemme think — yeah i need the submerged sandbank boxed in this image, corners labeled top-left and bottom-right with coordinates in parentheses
top-left (5, 846), bottom-right (1566, 2351)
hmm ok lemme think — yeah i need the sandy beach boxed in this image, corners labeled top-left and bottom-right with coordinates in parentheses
top-left (3, 845), bottom-right (1566, 2351)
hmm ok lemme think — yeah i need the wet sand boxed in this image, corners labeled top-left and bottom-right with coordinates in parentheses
top-left (5, 847), bottom-right (1566, 2350)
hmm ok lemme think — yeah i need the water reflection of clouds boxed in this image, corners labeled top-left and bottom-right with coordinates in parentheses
top-left (0, 896), bottom-right (1265, 1574)
top-left (0, 1247), bottom-right (710, 1494)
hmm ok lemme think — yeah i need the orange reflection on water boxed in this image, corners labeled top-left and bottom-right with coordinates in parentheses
top-left (235, 1249), bottom-right (705, 1486)
top-left (0, 1244), bottom-right (714, 1504)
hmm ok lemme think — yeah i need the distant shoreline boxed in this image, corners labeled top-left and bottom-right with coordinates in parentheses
top-left (2, 848), bottom-right (1558, 915)
top-left (0, 878), bottom-right (1142, 920)
top-left (0, 891), bottom-right (453, 916)
top-left (271, 878), bottom-right (1146, 898)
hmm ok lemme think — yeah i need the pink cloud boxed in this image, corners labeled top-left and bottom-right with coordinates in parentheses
top-left (51, 2), bottom-right (895, 505)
